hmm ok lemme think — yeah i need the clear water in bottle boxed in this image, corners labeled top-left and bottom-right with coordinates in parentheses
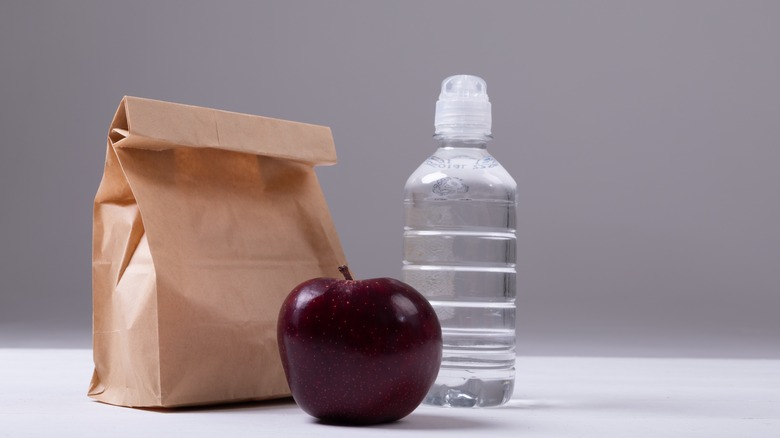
top-left (403, 75), bottom-right (517, 407)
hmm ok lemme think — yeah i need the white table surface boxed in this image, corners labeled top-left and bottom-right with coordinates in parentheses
top-left (1, 349), bottom-right (778, 438)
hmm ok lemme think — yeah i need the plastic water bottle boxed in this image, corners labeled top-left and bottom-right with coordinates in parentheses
top-left (403, 75), bottom-right (517, 407)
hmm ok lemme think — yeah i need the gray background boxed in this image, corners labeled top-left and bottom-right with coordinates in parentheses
top-left (1, 1), bottom-right (778, 357)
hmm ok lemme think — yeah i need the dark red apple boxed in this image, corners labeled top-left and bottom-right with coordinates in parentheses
top-left (277, 266), bottom-right (442, 425)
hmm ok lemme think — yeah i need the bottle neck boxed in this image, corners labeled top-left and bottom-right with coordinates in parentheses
top-left (434, 135), bottom-right (491, 149)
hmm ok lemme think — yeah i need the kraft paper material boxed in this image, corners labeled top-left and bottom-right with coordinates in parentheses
top-left (89, 96), bottom-right (347, 407)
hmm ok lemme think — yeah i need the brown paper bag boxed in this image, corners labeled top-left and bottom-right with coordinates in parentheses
top-left (89, 96), bottom-right (347, 407)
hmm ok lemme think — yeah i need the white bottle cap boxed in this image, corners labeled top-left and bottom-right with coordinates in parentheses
top-left (434, 74), bottom-right (492, 138)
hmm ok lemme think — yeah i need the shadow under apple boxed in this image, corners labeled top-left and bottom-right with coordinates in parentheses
top-left (314, 412), bottom-right (497, 430)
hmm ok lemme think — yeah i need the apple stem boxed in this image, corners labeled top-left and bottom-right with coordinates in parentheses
top-left (338, 265), bottom-right (354, 281)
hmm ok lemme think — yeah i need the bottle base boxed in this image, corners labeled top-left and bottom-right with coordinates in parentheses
top-left (423, 372), bottom-right (514, 408)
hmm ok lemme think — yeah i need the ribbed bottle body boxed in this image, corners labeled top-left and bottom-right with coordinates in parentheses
top-left (403, 144), bottom-right (516, 407)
